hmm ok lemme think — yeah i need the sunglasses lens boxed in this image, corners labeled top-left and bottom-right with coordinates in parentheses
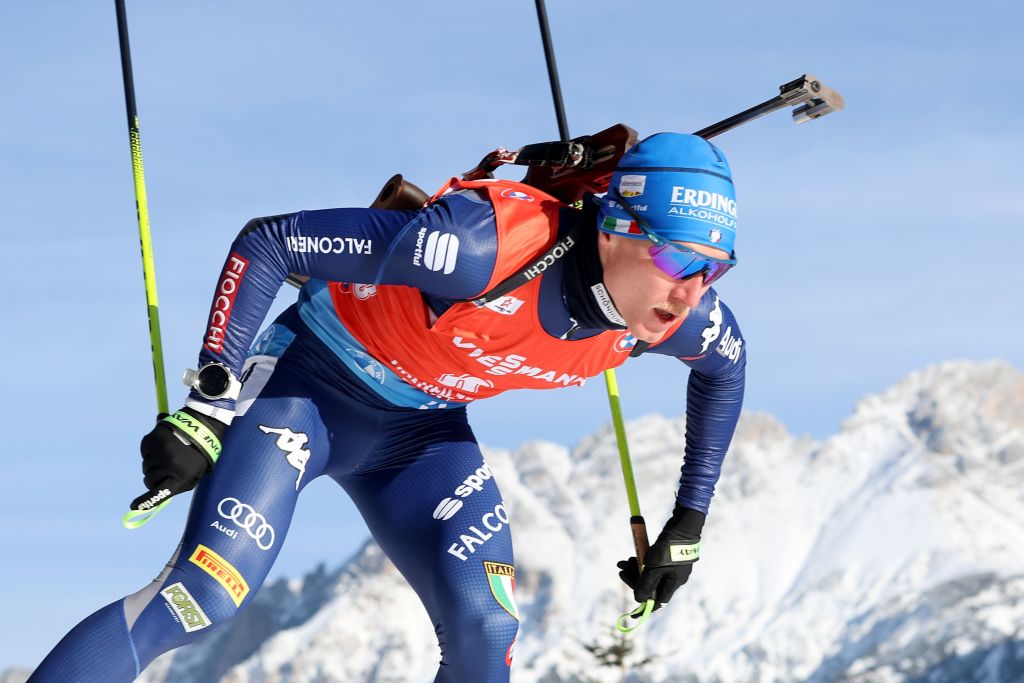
top-left (649, 244), bottom-right (706, 279)
top-left (702, 261), bottom-right (733, 285)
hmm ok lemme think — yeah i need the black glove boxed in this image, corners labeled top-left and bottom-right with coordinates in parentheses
top-left (130, 407), bottom-right (227, 511)
top-left (617, 506), bottom-right (705, 608)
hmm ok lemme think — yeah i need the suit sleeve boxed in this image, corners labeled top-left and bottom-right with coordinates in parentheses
top-left (188, 188), bottom-right (498, 419)
top-left (646, 289), bottom-right (746, 514)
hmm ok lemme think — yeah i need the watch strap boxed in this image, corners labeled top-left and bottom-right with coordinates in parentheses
top-left (184, 399), bottom-right (235, 425)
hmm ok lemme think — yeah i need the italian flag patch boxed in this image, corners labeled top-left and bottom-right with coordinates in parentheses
top-left (484, 561), bottom-right (519, 621)
top-left (602, 216), bottom-right (641, 235)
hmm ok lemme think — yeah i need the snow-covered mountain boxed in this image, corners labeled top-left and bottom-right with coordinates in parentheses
top-left (10, 361), bottom-right (1024, 683)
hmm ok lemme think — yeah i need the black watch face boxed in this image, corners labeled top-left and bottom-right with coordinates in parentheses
top-left (197, 366), bottom-right (231, 397)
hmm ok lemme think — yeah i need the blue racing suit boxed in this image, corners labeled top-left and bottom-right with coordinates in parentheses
top-left (29, 185), bottom-right (745, 683)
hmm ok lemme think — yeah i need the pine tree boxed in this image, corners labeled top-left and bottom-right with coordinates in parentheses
top-left (580, 624), bottom-right (657, 683)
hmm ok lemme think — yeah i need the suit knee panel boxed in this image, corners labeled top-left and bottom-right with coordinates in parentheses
top-left (440, 609), bottom-right (518, 657)
top-left (438, 611), bottom-right (518, 679)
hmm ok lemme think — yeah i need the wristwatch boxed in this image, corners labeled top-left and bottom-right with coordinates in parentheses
top-left (182, 363), bottom-right (242, 401)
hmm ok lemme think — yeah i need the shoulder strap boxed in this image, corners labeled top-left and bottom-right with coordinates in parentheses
top-left (451, 217), bottom-right (583, 306)
top-left (450, 199), bottom-right (592, 306)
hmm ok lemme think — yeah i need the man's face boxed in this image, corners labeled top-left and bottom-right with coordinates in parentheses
top-left (597, 232), bottom-right (731, 343)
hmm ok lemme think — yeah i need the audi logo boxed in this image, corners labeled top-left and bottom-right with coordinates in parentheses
top-left (217, 497), bottom-right (276, 551)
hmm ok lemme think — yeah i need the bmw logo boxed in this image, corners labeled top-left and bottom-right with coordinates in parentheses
top-left (614, 332), bottom-right (638, 353)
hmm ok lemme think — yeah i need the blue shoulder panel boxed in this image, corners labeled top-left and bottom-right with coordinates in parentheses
top-left (191, 190), bottom-right (498, 413)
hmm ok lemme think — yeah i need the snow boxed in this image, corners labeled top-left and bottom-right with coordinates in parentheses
top-left (6, 360), bottom-right (1023, 682)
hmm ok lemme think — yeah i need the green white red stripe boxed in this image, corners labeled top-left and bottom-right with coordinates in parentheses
top-left (602, 216), bottom-right (641, 235)
top-left (484, 561), bottom-right (519, 620)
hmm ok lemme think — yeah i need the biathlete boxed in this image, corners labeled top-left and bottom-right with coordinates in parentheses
top-left (29, 132), bottom-right (746, 683)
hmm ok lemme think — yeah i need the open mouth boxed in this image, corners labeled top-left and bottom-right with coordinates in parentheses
top-left (653, 307), bottom-right (678, 324)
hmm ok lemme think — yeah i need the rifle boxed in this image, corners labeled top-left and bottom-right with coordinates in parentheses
top-left (286, 73), bottom-right (843, 287)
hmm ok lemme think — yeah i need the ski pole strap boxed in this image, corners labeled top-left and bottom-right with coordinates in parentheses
top-left (121, 499), bottom-right (170, 529)
top-left (615, 599), bottom-right (655, 633)
top-left (163, 410), bottom-right (223, 464)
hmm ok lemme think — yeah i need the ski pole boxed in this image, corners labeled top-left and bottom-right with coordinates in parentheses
top-left (530, 0), bottom-right (656, 631)
top-left (606, 370), bottom-right (657, 632)
top-left (114, 0), bottom-right (172, 528)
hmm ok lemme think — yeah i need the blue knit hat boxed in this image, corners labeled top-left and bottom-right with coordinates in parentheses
top-left (597, 133), bottom-right (737, 253)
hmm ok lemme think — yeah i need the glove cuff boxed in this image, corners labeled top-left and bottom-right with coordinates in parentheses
top-left (665, 506), bottom-right (706, 539)
top-left (650, 507), bottom-right (706, 565)
top-left (162, 409), bottom-right (225, 466)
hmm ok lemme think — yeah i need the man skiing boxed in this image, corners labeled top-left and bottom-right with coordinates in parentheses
top-left (29, 132), bottom-right (746, 682)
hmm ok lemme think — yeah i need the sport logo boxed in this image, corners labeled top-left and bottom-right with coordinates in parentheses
top-left (446, 503), bottom-right (510, 561)
top-left (412, 228), bottom-right (459, 274)
top-left (436, 373), bottom-right (495, 393)
top-left (216, 497), bottom-right (275, 551)
top-left (285, 235), bottom-right (372, 255)
top-left (668, 186), bottom-right (737, 229)
top-left (336, 282), bottom-right (377, 300)
top-left (136, 488), bottom-right (171, 510)
top-left (205, 252), bottom-right (249, 354)
top-left (519, 234), bottom-right (575, 280)
top-left (259, 425), bottom-right (311, 490)
top-left (590, 283), bottom-right (626, 326)
top-left (500, 188), bottom-right (535, 202)
top-left (433, 462), bottom-right (493, 521)
top-left (352, 283), bottom-right (377, 300)
top-left (614, 332), bottom-right (638, 353)
top-left (451, 336), bottom-right (587, 386)
top-left (348, 348), bottom-right (386, 383)
top-left (189, 544), bottom-right (250, 607)
top-left (483, 295), bottom-right (525, 316)
top-left (619, 174), bottom-right (646, 197)
top-left (160, 582), bottom-right (211, 633)
top-left (484, 561), bottom-right (519, 621)
top-left (700, 296), bottom-right (723, 353)
top-left (669, 542), bottom-right (701, 562)
top-left (166, 411), bottom-right (223, 461)
top-left (716, 325), bottom-right (743, 364)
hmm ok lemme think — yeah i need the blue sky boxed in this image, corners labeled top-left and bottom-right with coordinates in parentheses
top-left (2, 0), bottom-right (1021, 672)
